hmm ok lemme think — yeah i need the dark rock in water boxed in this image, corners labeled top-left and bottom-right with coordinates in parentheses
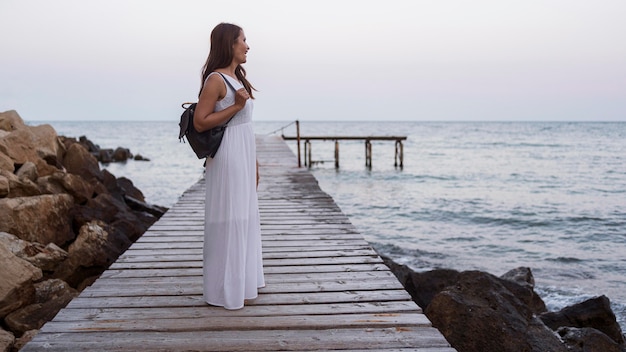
top-left (78, 135), bottom-right (99, 153)
top-left (124, 195), bottom-right (167, 219)
top-left (540, 295), bottom-right (625, 346)
top-left (425, 270), bottom-right (566, 352)
top-left (558, 326), bottom-right (624, 352)
top-left (112, 147), bottom-right (132, 162)
top-left (117, 176), bottom-right (145, 202)
top-left (98, 148), bottom-right (114, 163)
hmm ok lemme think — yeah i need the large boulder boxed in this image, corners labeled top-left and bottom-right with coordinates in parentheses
top-left (424, 270), bottom-right (567, 352)
top-left (63, 143), bottom-right (103, 182)
top-left (0, 111), bottom-right (61, 176)
top-left (4, 279), bottom-right (77, 336)
top-left (0, 245), bottom-right (42, 318)
top-left (0, 194), bottom-right (75, 246)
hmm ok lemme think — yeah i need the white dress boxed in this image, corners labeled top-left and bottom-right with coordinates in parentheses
top-left (202, 72), bottom-right (265, 310)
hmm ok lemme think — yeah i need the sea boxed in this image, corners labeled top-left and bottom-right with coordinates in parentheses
top-left (33, 120), bottom-right (626, 330)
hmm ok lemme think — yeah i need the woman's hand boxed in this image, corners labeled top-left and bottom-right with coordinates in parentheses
top-left (234, 88), bottom-right (250, 110)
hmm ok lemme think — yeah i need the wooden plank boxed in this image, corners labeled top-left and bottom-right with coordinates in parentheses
top-left (50, 301), bottom-right (421, 321)
top-left (22, 328), bottom-right (454, 352)
top-left (99, 263), bottom-right (391, 279)
top-left (64, 290), bottom-right (413, 308)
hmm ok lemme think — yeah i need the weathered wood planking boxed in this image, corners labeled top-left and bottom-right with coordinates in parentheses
top-left (22, 135), bottom-right (455, 352)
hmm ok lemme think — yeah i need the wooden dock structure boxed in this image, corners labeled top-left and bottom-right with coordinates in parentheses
top-left (21, 135), bottom-right (454, 351)
top-left (281, 120), bottom-right (406, 169)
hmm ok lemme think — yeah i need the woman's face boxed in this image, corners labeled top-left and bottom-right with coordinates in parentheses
top-left (233, 30), bottom-right (249, 64)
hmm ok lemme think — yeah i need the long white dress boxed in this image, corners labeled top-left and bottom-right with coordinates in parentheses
top-left (202, 72), bottom-right (265, 310)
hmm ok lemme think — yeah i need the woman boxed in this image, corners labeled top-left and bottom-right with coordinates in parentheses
top-left (193, 23), bottom-right (264, 310)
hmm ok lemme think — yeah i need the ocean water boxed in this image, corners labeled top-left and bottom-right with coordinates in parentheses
top-left (36, 120), bottom-right (626, 330)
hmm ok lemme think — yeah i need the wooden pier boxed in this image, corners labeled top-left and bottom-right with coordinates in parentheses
top-left (281, 120), bottom-right (406, 169)
top-left (21, 135), bottom-right (454, 351)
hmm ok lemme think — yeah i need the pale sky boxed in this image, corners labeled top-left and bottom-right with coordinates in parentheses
top-left (1, 0), bottom-right (625, 122)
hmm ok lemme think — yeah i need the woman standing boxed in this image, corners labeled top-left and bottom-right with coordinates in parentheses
top-left (193, 23), bottom-right (264, 310)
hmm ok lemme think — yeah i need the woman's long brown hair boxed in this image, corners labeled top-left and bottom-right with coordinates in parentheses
top-left (199, 23), bottom-right (256, 98)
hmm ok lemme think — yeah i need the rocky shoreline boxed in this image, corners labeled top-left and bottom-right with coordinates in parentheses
top-left (381, 255), bottom-right (626, 352)
top-left (0, 110), bottom-right (166, 351)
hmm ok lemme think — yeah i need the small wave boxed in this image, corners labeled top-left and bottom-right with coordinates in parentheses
top-left (547, 257), bottom-right (584, 264)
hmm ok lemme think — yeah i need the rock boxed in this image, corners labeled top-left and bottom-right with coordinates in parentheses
top-left (117, 176), bottom-right (145, 202)
top-left (4, 279), bottom-right (77, 336)
top-left (558, 326), bottom-right (624, 352)
top-left (63, 143), bottom-right (103, 181)
top-left (134, 154), bottom-right (150, 161)
top-left (425, 270), bottom-right (567, 352)
top-left (125, 195), bottom-right (168, 218)
top-left (12, 329), bottom-right (38, 351)
top-left (99, 148), bottom-right (114, 163)
top-left (0, 111), bottom-right (61, 173)
top-left (540, 295), bottom-right (625, 346)
top-left (0, 244), bottom-right (42, 318)
top-left (0, 194), bottom-right (74, 246)
top-left (15, 161), bottom-right (38, 182)
top-left (0, 151), bottom-right (14, 173)
top-left (0, 110), bottom-right (24, 131)
top-left (0, 328), bottom-right (14, 352)
top-left (0, 232), bottom-right (68, 272)
top-left (0, 170), bottom-right (41, 198)
top-left (500, 267), bottom-right (547, 315)
top-left (38, 172), bottom-right (94, 204)
top-left (112, 147), bottom-right (132, 162)
top-left (78, 135), bottom-right (99, 153)
top-left (0, 175), bottom-right (8, 197)
top-left (53, 221), bottom-right (129, 287)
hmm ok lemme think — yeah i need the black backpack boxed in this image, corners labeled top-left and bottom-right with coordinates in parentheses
top-left (178, 73), bottom-right (237, 159)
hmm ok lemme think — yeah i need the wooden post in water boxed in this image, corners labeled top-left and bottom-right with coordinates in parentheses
top-left (296, 120), bottom-right (301, 168)
top-left (365, 139), bottom-right (372, 168)
top-left (334, 141), bottom-right (340, 168)
top-left (394, 140), bottom-right (404, 169)
top-left (305, 139), bottom-right (312, 168)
